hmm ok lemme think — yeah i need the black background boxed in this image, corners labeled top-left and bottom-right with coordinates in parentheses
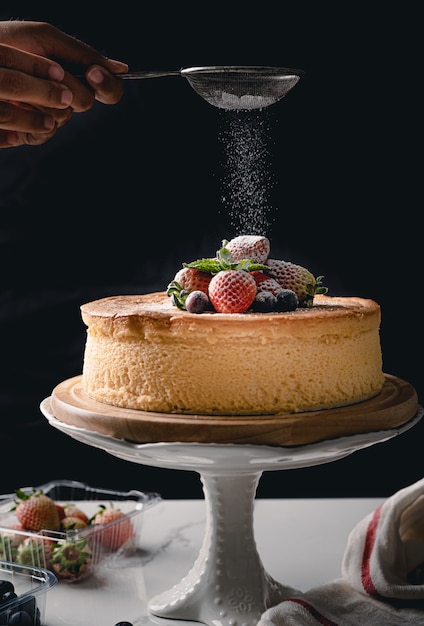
top-left (0, 2), bottom-right (421, 499)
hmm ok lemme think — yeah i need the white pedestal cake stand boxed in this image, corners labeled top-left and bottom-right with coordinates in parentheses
top-left (40, 382), bottom-right (422, 626)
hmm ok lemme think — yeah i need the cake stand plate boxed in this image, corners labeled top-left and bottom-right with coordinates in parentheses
top-left (49, 374), bottom-right (418, 446)
top-left (41, 395), bottom-right (422, 626)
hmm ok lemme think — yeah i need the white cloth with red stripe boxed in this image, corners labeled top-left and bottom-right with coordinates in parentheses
top-left (258, 478), bottom-right (424, 625)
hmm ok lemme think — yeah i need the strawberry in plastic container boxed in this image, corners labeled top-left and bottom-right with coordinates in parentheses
top-left (91, 504), bottom-right (134, 552)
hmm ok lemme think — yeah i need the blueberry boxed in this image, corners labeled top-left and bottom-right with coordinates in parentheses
top-left (0, 590), bottom-right (17, 604)
top-left (185, 290), bottom-right (210, 314)
top-left (0, 581), bottom-right (14, 602)
top-left (275, 289), bottom-right (298, 312)
top-left (252, 290), bottom-right (277, 312)
top-left (15, 596), bottom-right (36, 618)
top-left (8, 610), bottom-right (33, 624)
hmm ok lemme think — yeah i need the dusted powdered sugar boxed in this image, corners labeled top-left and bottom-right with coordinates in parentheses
top-left (219, 111), bottom-right (275, 237)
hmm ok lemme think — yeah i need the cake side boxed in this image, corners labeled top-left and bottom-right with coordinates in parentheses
top-left (80, 292), bottom-right (385, 416)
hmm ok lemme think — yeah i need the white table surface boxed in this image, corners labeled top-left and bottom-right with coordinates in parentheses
top-left (45, 497), bottom-right (384, 626)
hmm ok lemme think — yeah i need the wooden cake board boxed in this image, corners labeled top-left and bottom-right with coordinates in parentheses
top-left (49, 374), bottom-right (419, 446)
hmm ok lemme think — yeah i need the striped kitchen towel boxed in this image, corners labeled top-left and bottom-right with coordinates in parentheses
top-left (258, 477), bottom-right (424, 625)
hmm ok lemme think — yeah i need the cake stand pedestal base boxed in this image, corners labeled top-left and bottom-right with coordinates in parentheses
top-left (149, 471), bottom-right (293, 626)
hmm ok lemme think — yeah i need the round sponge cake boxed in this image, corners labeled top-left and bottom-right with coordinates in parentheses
top-left (80, 292), bottom-right (385, 416)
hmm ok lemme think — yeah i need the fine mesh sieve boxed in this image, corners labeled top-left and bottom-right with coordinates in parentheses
top-left (114, 65), bottom-right (304, 111)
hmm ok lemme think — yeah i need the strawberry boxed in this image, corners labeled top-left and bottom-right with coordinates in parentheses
top-left (225, 235), bottom-right (270, 264)
top-left (14, 489), bottom-right (60, 532)
top-left (50, 538), bottom-right (92, 580)
top-left (16, 536), bottom-right (54, 568)
top-left (55, 504), bottom-right (66, 521)
top-left (91, 505), bottom-right (134, 551)
top-left (169, 242), bottom-right (267, 313)
top-left (173, 267), bottom-right (211, 295)
top-left (0, 525), bottom-right (25, 562)
top-left (3, 524), bottom-right (25, 547)
top-left (208, 269), bottom-right (257, 313)
top-left (167, 270), bottom-right (212, 312)
top-left (62, 504), bottom-right (89, 525)
top-left (61, 516), bottom-right (88, 530)
top-left (266, 259), bottom-right (327, 307)
top-left (250, 270), bottom-right (283, 296)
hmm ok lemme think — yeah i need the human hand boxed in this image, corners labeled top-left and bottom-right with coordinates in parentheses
top-left (0, 20), bottom-right (128, 147)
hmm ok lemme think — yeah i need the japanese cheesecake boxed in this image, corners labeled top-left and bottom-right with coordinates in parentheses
top-left (80, 291), bottom-right (385, 416)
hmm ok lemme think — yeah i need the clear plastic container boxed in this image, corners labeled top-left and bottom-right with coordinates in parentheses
top-left (0, 480), bottom-right (161, 583)
top-left (0, 560), bottom-right (57, 625)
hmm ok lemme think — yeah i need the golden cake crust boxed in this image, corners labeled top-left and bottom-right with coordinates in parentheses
top-left (81, 292), bottom-right (381, 335)
top-left (80, 292), bottom-right (385, 416)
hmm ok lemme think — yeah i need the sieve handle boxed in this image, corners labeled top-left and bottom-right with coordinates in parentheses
top-left (75, 70), bottom-right (180, 80)
top-left (115, 70), bottom-right (181, 79)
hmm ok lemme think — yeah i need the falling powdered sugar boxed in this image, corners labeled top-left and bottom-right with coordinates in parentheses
top-left (218, 110), bottom-right (275, 236)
